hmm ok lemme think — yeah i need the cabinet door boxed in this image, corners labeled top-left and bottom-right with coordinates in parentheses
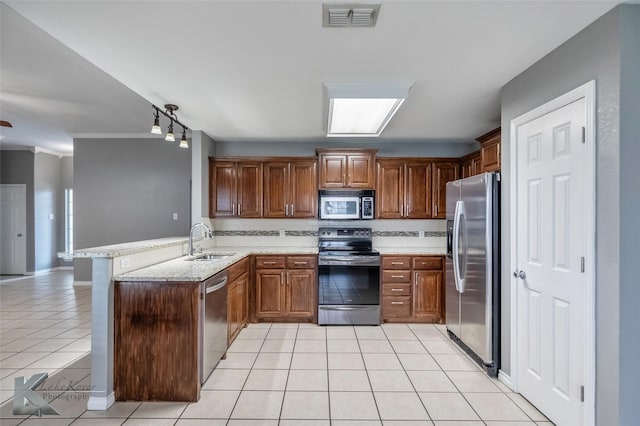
top-left (237, 162), bottom-right (263, 217)
top-left (376, 160), bottom-right (404, 219)
top-left (255, 269), bottom-right (285, 318)
top-left (237, 272), bottom-right (249, 327)
top-left (432, 162), bottom-right (459, 219)
top-left (227, 280), bottom-right (241, 344)
top-left (263, 162), bottom-right (289, 218)
top-left (290, 160), bottom-right (317, 218)
top-left (319, 154), bottom-right (347, 188)
top-left (347, 154), bottom-right (375, 188)
top-left (285, 269), bottom-right (315, 318)
top-left (414, 270), bottom-right (443, 322)
top-left (481, 140), bottom-right (501, 172)
top-left (210, 160), bottom-right (236, 217)
top-left (405, 161), bottom-right (432, 218)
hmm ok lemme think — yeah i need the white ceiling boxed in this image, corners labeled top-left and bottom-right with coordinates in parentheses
top-left (0, 0), bottom-right (620, 156)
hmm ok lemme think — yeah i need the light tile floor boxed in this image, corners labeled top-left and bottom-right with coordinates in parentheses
top-left (0, 271), bottom-right (553, 425)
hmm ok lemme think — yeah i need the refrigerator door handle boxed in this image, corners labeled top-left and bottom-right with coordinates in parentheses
top-left (452, 200), bottom-right (466, 293)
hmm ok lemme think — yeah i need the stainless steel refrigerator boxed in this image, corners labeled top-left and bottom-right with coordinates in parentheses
top-left (445, 172), bottom-right (500, 377)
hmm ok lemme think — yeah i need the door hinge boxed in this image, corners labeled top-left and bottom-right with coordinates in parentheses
top-left (581, 257), bottom-right (585, 273)
top-left (581, 127), bottom-right (586, 144)
top-left (580, 385), bottom-right (585, 402)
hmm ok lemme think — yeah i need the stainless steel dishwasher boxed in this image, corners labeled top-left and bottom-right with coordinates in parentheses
top-left (201, 271), bottom-right (228, 384)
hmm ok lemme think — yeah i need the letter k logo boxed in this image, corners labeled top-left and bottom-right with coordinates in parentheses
top-left (13, 373), bottom-right (59, 416)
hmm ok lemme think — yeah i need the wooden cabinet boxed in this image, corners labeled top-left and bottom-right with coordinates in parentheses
top-left (381, 255), bottom-right (444, 323)
top-left (263, 159), bottom-right (317, 218)
top-left (432, 161), bottom-right (459, 219)
top-left (460, 150), bottom-right (481, 178)
top-left (114, 280), bottom-right (201, 401)
top-left (376, 159), bottom-right (432, 219)
top-left (209, 159), bottom-right (262, 217)
top-left (227, 257), bottom-right (250, 345)
top-left (477, 127), bottom-right (501, 172)
top-left (254, 255), bottom-right (317, 322)
top-left (317, 149), bottom-right (377, 189)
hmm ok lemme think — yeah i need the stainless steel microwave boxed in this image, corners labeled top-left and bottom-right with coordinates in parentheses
top-left (318, 190), bottom-right (374, 220)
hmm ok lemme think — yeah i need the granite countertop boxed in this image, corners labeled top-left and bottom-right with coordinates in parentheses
top-left (73, 237), bottom-right (188, 258)
top-left (375, 247), bottom-right (447, 255)
top-left (116, 246), bottom-right (318, 282)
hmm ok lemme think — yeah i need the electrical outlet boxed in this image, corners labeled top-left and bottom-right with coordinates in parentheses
top-left (172, 213), bottom-right (178, 220)
top-left (120, 258), bottom-right (131, 268)
top-left (419, 230), bottom-right (425, 238)
top-left (279, 230), bottom-right (285, 237)
top-left (48, 213), bottom-right (54, 220)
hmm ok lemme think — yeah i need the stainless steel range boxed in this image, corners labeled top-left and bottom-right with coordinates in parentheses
top-left (317, 227), bottom-right (380, 325)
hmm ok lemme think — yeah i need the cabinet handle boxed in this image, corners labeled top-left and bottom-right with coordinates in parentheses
top-left (285, 204), bottom-right (289, 216)
top-left (391, 262), bottom-right (404, 265)
top-left (291, 204), bottom-right (294, 216)
top-left (400, 205), bottom-right (404, 217)
top-left (391, 275), bottom-right (404, 278)
top-left (232, 204), bottom-right (235, 215)
top-left (264, 261), bottom-right (277, 265)
top-left (294, 261), bottom-right (307, 265)
top-left (435, 205), bottom-right (438, 216)
top-left (391, 301), bottom-right (404, 305)
top-left (391, 288), bottom-right (403, 292)
top-left (238, 203), bottom-right (241, 216)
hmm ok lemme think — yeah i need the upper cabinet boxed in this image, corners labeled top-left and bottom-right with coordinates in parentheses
top-left (209, 159), bottom-right (263, 218)
top-left (476, 127), bottom-right (501, 173)
top-left (460, 151), bottom-right (481, 178)
top-left (376, 159), bottom-right (432, 219)
top-left (263, 159), bottom-right (317, 218)
top-left (432, 161), bottom-right (459, 219)
top-left (317, 149), bottom-right (377, 189)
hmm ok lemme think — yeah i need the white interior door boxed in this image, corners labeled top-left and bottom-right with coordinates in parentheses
top-left (0, 184), bottom-right (27, 274)
top-left (514, 98), bottom-right (588, 426)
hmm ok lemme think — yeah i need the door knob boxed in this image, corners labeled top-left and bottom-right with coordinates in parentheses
top-left (513, 270), bottom-right (526, 279)
top-left (17, 233), bottom-right (23, 237)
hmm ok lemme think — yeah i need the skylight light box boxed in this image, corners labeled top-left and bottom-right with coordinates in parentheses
top-left (325, 82), bottom-right (411, 137)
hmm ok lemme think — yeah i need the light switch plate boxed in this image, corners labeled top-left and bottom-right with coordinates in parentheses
top-left (172, 213), bottom-right (178, 220)
top-left (279, 230), bottom-right (285, 237)
top-left (419, 230), bottom-right (425, 238)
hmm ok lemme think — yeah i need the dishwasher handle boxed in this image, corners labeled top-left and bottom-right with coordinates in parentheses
top-left (205, 275), bottom-right (228, 294)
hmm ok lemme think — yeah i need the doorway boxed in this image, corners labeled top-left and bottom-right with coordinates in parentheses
top-left (0, 184), bottom-right (27, 275)
top-left (509, 81), bottom-right (595, 425)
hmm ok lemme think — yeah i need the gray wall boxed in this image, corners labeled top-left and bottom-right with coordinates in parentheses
top-left (501, 5), bottom-right (639, 424)
top-left (73, 138), bottom-right (191, 281)
top-left (618, 6), bottom-right (640, 425)
top-left (214, 140), bottom-right (477, 158)
top-left (0, 150), bottom-right (36, 272)
top-left (34, 152), bottom-right (61, 271)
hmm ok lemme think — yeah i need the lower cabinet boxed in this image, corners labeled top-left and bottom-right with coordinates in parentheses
top-left (381, 255), bottom-right (444, 323)
top-left (114, 280), bottom-right (201, 402)
top-left (227, 257), bottom-right (250, 345)
top-left (254, 255), bottom-right (317, 322)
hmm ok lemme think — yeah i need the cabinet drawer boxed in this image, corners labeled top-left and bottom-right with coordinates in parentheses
top-left (382, 256), bottom-right (411, 269)
top-left (382, 270), bottom-right (411, 283)
top-left (382, 283), bottom-right (411, 296)
top-left (226, 257), bottom-right (249, 282)
top-left (286, 256), bottom-right (317, 269)
top-left (383, 296), bottom-right (412, 318)
top-left (255, 256), bottom-right (285, 269)
top-left (412, 256), bottom-right (443, 270)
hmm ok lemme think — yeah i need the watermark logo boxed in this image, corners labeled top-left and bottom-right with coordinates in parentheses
top-left (13, 373), bottom-right (60, 416)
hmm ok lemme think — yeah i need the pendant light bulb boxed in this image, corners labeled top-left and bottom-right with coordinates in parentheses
top-left (165, 120), bottom-right (175, 142)
top-left (179, 128), bottom-right (189, 148)
top-left (151, 109), bottom-right (162, 134)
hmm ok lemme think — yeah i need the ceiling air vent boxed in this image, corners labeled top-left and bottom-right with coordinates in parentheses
top-left (323, 3), bottom-right (380, 28)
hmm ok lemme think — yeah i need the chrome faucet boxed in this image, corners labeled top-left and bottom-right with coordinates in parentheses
top-left (189, 222), bottom-right (212, 256)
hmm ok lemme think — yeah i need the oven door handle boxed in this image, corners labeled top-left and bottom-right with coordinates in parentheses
top-left (318, 256), bottom-right (380, 266)
top-left (319, 306), bottom-right (377, 311)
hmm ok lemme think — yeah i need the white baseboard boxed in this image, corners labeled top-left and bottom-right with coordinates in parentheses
top-left (73, 281), bottom-right (92, 287)
top-left (498, 370), bottom-right (514, 391)
top-left (87, 393), bottom-right (115, 411)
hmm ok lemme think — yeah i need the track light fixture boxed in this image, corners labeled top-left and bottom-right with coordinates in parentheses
top-left (150, 104), bottom-right (189, 148)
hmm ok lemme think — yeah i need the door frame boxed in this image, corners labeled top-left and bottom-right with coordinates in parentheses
top-left (509, 80), bottom-right (596, 425)
top-left (0, 183), bottom-right (27, 275)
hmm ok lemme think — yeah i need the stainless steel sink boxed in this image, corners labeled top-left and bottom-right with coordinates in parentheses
top-left (187, 253), bottom-right (235, 262)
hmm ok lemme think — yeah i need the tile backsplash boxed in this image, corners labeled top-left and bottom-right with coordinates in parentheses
top-left (206, 218), bottom-right (446, 249)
